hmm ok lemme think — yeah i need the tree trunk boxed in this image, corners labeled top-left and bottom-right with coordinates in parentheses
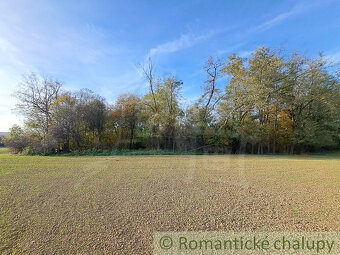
top-left (129, 127), bottom-right (134, 150)
top-left (273, 104), bottom-right (278, 154)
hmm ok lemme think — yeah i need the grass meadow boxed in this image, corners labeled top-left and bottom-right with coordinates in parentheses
top-left (0, 148), bottom-right (339, 254)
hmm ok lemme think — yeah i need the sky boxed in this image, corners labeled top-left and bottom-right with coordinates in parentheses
top-left (1, 0), bottom-right (340, 132)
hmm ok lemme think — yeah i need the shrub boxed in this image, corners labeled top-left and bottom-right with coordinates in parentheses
top-left (4, 125), bottom-right (30, 153)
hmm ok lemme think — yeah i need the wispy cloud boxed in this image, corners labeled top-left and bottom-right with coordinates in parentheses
top-left (254, 0), bottom-right (327, 32)
top-left (147, 30), bottom-right (220, 58)
top-left (148, 35), bottom-right (197, 57)
top-left (0, 38), bottom-right (24, 67)
top-left (255, 7), bottom-right (301, 32)
top-left (217, 1), bottom-right (328, 58)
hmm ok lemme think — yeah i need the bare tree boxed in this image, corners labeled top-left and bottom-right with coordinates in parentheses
top-left (140, 57), bottom-right (158, 112)
top-left (14, 72), bottom-right (62, 138)
top-left (201, 56), bottom-right (223, 123)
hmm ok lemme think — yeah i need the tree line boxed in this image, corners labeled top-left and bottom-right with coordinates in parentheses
top-left (5, 46), bottom-right (340, 154)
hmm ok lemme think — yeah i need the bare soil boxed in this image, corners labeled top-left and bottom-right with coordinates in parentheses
top-left (0, 153), bottom-right (339, 254)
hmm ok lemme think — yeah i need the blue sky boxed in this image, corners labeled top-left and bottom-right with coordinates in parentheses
top-left (1, 0), bottom-right (340, 131)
